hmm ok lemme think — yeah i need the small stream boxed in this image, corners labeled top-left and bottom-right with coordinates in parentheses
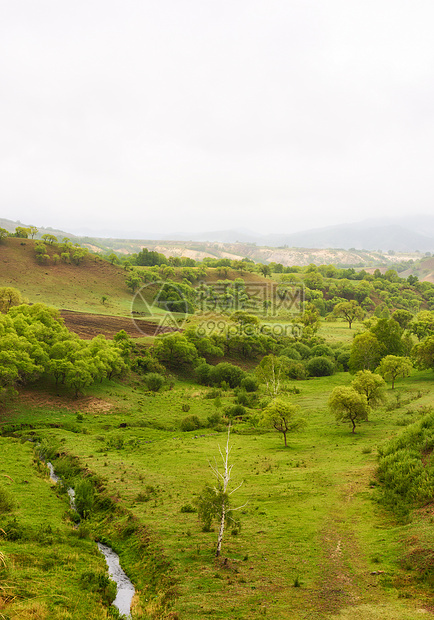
top-left (46, 461), bottom-right (135, 618)
top-left (97, 543), bottom-right (135, 618)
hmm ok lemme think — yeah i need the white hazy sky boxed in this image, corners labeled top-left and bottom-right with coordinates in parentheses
top-left (1, 0), bottom-right (434, 237)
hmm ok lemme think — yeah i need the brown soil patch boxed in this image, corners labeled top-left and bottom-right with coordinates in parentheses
top-left (15, 388), bottom-right (113, 413)
top-left (60, 309), bottom-right (174, 339)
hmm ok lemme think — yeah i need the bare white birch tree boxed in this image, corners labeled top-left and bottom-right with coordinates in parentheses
top-left (197, 425), bottom-right (246, 557)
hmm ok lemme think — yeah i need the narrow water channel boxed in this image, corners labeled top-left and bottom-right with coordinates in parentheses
top-left (46, 461), bottom-right (135, 618)
top-left (97, 543), bottom-right (135, 618)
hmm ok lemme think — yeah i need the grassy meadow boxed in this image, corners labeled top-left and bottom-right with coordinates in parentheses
top-left (1, 239), bottom-right (434, 619)
top-left (1, 364), bottom-right (433, 619)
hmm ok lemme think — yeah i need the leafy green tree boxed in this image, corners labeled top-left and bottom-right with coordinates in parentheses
top-left (195, 362), bottom-right (212, 385)
top-left (299, 303), bottom-right (321, 334)
top-left (392, 309), bottom-right (414, 330)
top-left (230, 311), bottom-right (260, 327)
top-left (328, 386), bottom-right (369, 433)
top-left (376, 355), bottom-right (413, 389)
top-left (136, 247), bottom-right (168, 266)
top-left (0, 335), bottom-right (43, 395)
top-left (370, 318), bottom-right (405, 356)
top-left (184, 327), bottom-right (224, 360)
top-left (153, 333), bottom-right (198, 370)
top-left (88, 335), bottom-right (127, 380)
top-left (261, 398), bottom-right (305, 447)
top-left (155, 280), bottom-right (196, 313)
top-left (259, 264), bottom-right (271, 278)
top-left (64, 356), bottom-right (97, 397)
top-left (0, 287), bottom-right (23, 313)
top-left (71, 248), bottom-right (88, 265)
top-left (107, 253), bottom-right (119, 265)
top-left (351, 370), bottom-right (386, 408)
top-left (28, 225), bottom-right (38, 239)
top-left (14, 226), bottom-right (30, 238)
top-left (412, 335), bottom-right (434, 371)
top-left (409, 311), bottom-right (434, 341)
top-left (209, 362), bottom-right (245, 388)
top-left (41, 234), bottom-right (57, 245)
top-left (333, 300), bottom-right (364, 329)
top-left (349, 332), bottom-right (382, 372)
top-left (125, 273), bottom-right (142, 293)
top-left (0, 228), bottom-right (9, 242)
top-left (304, 271), bottom-right (324, 290)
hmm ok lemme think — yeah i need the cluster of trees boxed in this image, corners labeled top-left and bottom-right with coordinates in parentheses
top-left (0, 303), bottom-right (127, 399)
top-left (348, 310), bottom-right (434, 377)
top-left (328, 370), bottom-right (387, 433)
top-left (34, 237), bottom-right (88, 266)
top-left (123, 253), bottom-right (434, 334)
top-left (0, 227), bottom-right (92, 268)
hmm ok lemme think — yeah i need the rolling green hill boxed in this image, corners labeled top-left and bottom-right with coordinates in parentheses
top-left (0, 237), bottom-right (131, 315)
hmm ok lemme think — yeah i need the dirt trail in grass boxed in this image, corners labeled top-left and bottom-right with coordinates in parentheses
top-left (310, 470), bottom-right (381, 618)
top-left (306, 467), bottom-right (434, 620)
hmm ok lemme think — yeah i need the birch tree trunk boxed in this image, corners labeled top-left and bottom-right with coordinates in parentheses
top-left (208, 424), bottom-right (246, 558)
top-left (216, 501), bottom-right (226, 557)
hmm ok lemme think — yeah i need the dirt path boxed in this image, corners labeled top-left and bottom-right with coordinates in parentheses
top-left (308, 470), bottom-right (434, 620)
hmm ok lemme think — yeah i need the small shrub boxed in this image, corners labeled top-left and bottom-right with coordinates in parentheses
top-left (292, 342), bottom-right (311, 359)
top-left (180, 504), bottom-right (196, 513)
top-left (236, 388), bottom-right (250, 407)
top-left (196, 362), bottom-right (213, 386)
top-left (286, 361), bottom-right (308, 380)
top-left (3, 516), bottom-right (26, 541)
top-left (145, 372), bottom-right (165, 392)
top-left (280, 346), bottom-right (302, 360)
top-left (181, 403), bottom-right (190, 412)
top-left (310, 344), bottom-right (334, 358)
top-left (306, 356), bottom-right (334, 377)
top-left (80, 570), bottom-right (116, 604)
top-left (204, 388), bottom-right (222, 399)
top-left (224, 404), bottom-right (247, 419)
top-left (76, 523), bottom-right (91, 539)
top-left (180, 415), bottom-right (202, 432)
top-left (209, 362), bottom-right (246, 388)
top-left (74, 479), bottom-right (94, 519)
top-left (336, 349), bottom-right (351, 371)
top-left (207, 412), bottom-right (222, 427)
top-left (240, 376), bottom-right (258, 392)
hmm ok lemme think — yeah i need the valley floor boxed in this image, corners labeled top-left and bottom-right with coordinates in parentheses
top-left (1, 370), bottom-right (434, 619)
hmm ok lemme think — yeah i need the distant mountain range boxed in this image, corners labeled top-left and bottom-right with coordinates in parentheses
top-left (1, 215), bottom-right (433, 252)
top-left (165, 215), bottom-right (434, 252)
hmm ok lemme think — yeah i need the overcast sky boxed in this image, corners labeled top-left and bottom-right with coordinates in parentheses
top-left (1, 0), bottom-right (434, 237)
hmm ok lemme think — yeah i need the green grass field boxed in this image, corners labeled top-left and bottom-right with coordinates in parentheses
top-left (1, 238), bottom-right (434, 618)
top-left (1, 366), bottom-right (433, 619)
